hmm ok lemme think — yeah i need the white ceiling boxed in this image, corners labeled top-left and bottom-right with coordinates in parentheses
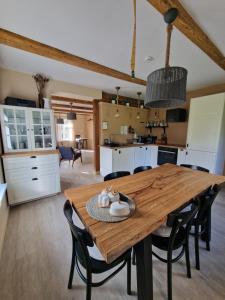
top-left (0, 0), bottom-right (225, 99)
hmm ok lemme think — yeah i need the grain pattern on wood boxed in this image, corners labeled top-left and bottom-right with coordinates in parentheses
top-left (147, 0), bottom-right (225, 70)
top-left (1, 149), bottom-right (59, 157)
top-left (0, 28), bottom-right (146, 86)
top-left (65, 164), bottom-right (225, 263)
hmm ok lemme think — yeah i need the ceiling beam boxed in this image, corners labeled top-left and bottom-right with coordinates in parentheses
top-left (147, 0), bottom-right (225, 70)
top-left (187, 82), bottom-right (225, 99)
top-left (52, 103), bottom-right (93, 111)
top-left (52, 106), bottom-right (93, 113)
top-left (53, 109), bottom-right (92, 115)
top-left (0, 28), bottom-right (146, 86)
top-left (51, 95), bottom-right (93, 106)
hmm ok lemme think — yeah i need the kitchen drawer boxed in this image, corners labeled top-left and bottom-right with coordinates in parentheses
top-left (7, 174), bottom-right (60, 205)
top-left (5, 164), bottom-right (59, 182)
top-left (3, 154), bottom-right (59, 170)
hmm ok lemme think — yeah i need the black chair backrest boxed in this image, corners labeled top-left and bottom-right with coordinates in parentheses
top-left (64, 200), bottom-right (93, 268)
top-left (104, 171), bottom-right (130, 181)
top-left (196, 185), bottom-right (219, 225)
top-left (133, 166), bottom-right (152, 174)
top-left (167, 203), bottom-right (198, 247)
top-left (180, 164), bottom-right (209, 173)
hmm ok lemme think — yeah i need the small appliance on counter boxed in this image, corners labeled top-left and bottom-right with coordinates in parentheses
top-left (138, 135), bottom-right (157, 144)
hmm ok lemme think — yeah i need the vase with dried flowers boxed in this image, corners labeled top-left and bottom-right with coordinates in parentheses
top-left (32, 73), bottom-right (49, 108)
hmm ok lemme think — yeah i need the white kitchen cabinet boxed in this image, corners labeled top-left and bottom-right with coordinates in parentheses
top-left (112, 147), bottom-right (134, 174)
top-left (3, 153), bottom-right (61, 205)
top-left (177, 148), bottom-right (186, 165)
top-left (0, 105), bottom-right (56, 152)
top-left (134, 146), bottom-right (146, 169)
top-left (149, 145), bottom-right (158, 167)
top-left (186, 93), bottom-right (225, 174)
top-left (185, 150), bottom-right (216, 173)
top-left (100, 145), bottom-right (158, 177)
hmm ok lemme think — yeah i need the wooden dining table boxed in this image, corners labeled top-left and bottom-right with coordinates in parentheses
top-left (64, 163), bottom-right (225, 300)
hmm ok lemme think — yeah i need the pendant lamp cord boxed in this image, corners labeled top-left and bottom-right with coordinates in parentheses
top-left (165, 23), bottom-right (173, 68)
top-left (131, 0), bottom-right (136, 78)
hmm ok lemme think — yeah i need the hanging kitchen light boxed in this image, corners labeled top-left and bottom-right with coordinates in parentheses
top-left (56, 113), bottom-right (64, 124)
top-left (136, 91), bottom-right (142, 119)
top-left (145, 8), bottom-right (187, 108)
top-left (67, 103), bottom-right (77, 120)
top-left (114, 86), bottom-right (120, 118)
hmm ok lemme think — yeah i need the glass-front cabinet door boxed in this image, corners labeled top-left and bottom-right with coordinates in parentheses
top-left (30, 109), bottom-right (55, 150)
top-left (1, 107), bottom-right (31, 152)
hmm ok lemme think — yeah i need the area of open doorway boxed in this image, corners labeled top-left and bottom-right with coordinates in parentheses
top-left (51, 92), bottom-right (100, 190)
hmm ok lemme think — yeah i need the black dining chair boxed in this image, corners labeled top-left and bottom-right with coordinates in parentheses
top-left (151, 203), bottom-right (198, 300)
top-left (180, 164), bottom-right (209, 173)
top-left (64, 200), bottom-right (132, 300)
top-left (133, 166), bottom-right (152, 174)
top-left (191, 185), bottom-right (219, 270)
top-left (104, 171), bottom-right (130, 181)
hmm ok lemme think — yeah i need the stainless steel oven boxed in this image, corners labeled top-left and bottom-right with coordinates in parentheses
top-left (157, 146), bottom-right (178, 165)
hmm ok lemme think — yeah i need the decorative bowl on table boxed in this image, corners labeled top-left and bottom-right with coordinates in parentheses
top-left (86, 191), bottom-right (135, 223)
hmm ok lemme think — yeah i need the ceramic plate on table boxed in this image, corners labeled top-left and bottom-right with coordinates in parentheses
top-left (86, 193), bottom-right (135, 223)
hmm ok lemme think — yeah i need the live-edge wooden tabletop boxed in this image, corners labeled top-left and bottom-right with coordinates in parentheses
top-left (65, 164), bottom-right (225, 263)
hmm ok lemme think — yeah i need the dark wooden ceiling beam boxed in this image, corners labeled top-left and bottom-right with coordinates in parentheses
top-left (0, 28), bottom-right (146, 85)
top-left (53, 108), bottom-right (92, 115)
top-left (51, 95), bottom-right (93, 106)
top-left (147, 0), bottom-right (225, 70)
top-left (51, 103), bottom-right (93, 111)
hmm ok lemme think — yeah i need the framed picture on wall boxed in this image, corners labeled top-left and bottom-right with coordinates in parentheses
top-left (102, 121), bottom-right (108, 130)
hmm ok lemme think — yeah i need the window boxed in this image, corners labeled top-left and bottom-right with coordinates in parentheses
top-left (57, 120), bottom-right (74, 141)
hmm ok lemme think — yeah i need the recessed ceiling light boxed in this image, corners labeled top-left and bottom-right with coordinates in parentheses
top-left (145, 56), bottom-right (154, 63)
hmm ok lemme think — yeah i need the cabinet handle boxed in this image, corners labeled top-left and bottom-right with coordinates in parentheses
top-left (27, 128), bottom-right (30, 131)
top-left (32, 178), bottom-right (38, 181)
top-left (186, 143), bottom-right (189, 148)
top-left (119, 150), bottom-right (121, 154)
top-left (30, 156), bottom-right (37, 158)
top-left (32, 167), bottom-right (38, 169)
top-left (146, 147), bottom-right (147, 150)
top-left (140, 146), bottom-right (143, 148)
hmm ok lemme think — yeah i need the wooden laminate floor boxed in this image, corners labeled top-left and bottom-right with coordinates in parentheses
top-left (0, 153), bottom-right (225, 300)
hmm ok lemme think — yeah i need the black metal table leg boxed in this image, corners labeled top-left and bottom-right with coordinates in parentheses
top-left (134, 235), bottom-right (153, 300)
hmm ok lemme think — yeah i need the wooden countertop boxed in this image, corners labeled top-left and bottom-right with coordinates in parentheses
top-left (1, 149), bottom-right (59, 158)
top-left (65, 164), bottom-right (225, 263)
top-left (100, 143), bottom-right (186, 149)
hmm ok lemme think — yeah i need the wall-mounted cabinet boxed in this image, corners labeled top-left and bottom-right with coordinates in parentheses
top-left (0, 105), bottom-right (56, 153)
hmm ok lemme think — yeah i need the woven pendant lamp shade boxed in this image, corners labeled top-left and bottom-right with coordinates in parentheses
top-left (145, 8), bottom-right (187, 108)
top-left (145, 66), bottom-right (187, 108)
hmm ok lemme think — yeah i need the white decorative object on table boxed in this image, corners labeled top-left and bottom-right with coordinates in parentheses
top-left (98, 189), bottom-right (110, 207)
top-left (109, 201), bottom-right (130, 217)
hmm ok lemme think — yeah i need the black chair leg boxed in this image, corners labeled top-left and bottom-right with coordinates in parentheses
top-left (194, 225), bottom-right (200, 270)
top-left (185, 242), bottom-right (191, 277)
top-left (132, 248), bottom-right (136, 265)
top-left (68, 238), bottom-right (76, 289)
top-left (127, 257), bottom-right (132, 295)
top-left (206, 240), bottom-right (210, 251)
top-left (86, 271), bottom-right (92, 300)
top-left (167, 251), bottom-right (173, 300)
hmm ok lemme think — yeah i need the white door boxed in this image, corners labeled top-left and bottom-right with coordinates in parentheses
top-left (30, 109), bottom-right (56, 150)
top-left (112, 148), bottom-right (134, 173)
top-left (0, 106), bottom-right (31, 152)
top-left (185, 150), bottom-right (216, 173)
top-left (187, 94), bottom-right (225, 152)
top-left (134, 146), bottom-right (146, 169)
